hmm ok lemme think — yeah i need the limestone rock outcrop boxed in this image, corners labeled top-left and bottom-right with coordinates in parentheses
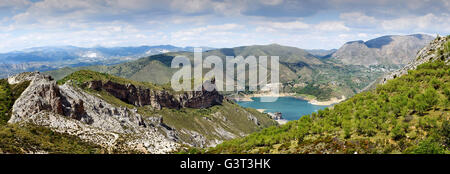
top-left (382, 36), bottom-right (449, 84)
top-left (84, 79), bottom-right (223, 110)
top-left (8, 72), bottom-right (178, 153)
top-left (6, 71), bottom-right (274, 153)
top-left (332, 34), bottom-right (434, 66)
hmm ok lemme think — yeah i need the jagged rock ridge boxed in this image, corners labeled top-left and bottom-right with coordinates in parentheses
top-left (84, 79), bottom-right (223, 109)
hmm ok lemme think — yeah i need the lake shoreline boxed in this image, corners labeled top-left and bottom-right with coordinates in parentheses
top-left (236, 96), bottom-right (329, 121)
top-left (231, 93), bottom-right (346, 106)
top-left (255, 108), bottom-right (288, 125)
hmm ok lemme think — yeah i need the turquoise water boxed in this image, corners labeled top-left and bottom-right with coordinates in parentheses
top-left (236, 97), bottom-right (329, 120)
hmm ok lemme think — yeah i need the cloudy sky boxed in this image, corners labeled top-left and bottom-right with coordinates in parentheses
top-left (0, 0), bottom-right (449, 52)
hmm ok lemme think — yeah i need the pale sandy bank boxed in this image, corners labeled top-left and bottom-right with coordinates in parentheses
top-left (308, 95), bottom-right (346, 106)
top-left (232, 93), bottom-right (346, 106)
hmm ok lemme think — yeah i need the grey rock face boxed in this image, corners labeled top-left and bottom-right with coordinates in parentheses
top-left (84, 79), bottom-right (223, 110)
top-left (381, 36), bottom-right (449, 84)
top-left (8, 72), bottom-right (178, 153)
top-left (332, 34), bottom-right (434, 66)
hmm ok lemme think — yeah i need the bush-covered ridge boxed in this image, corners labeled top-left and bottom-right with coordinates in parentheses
top-left (58, 70), bottom-right (172, 91)
top-left (206, 60), bottom-right (450, 154)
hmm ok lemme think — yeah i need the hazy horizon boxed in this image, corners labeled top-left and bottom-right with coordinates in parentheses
top-left (0, 33), bottom-right (436, 54)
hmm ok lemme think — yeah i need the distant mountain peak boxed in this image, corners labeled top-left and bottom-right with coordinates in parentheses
top-left (332, 34), bottom-right (435, 66)
top-left (345, 40), bottom-right (364, 44)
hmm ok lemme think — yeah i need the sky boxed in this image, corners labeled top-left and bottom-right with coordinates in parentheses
top-left (0, 0), bottom-right (449, 53)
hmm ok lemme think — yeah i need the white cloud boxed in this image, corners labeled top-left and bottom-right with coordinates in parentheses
top-left (255, 26), bottom-right (277, 32)
top-left (170, 15), bottom-right (208, 25)
top-left (170, 0), bottom-right (212, 14)
top-left (340, 12), bottom-right (377, 28)
top-left (314, 21), bottom-right (350, 31)
top-left (381, 13), bottom-right (450, 32)
top-left (264, 21), bottom-right (310, 30)
top-left (0, 0), bottom-right (31, 8)
top-left (260, 0), bottom-right (284, 6)
top-left (171, 23), bottom-right (243, 38)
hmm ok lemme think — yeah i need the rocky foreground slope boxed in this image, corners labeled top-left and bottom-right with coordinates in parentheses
top-left (3, 70), bottom-right (275, 153)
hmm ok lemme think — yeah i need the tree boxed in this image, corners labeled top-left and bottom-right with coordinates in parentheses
top-left (423, 87), bottom-right (438, 110)
top-left (391, 124), bottom-right (406, 140)
top-left (430, 77), bottom-right (441, 89)
top-left (408, 138), bottom-right (446, 154)
top-left (342, 120), bottom-right (353, 139)
top-left (443, 87), bottom-right (450, 108)
top-left (358, 119), bottom-right (377, 137)
top-left (407, 88), bottom-right (418, 99)
top-left (441, 120), bottom-right (450, 145)
top-left (414, 94), bottom-right (427, 115)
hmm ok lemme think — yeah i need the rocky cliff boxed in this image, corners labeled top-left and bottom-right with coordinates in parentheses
top-left (84, 79), bottom-right (222, 109)
top-left (332, 34), bottom-right (434, 66)
top-left (5, 71), bottom-right (275, 153)
top-left (8, 72), bottom-right (178, 153)
top-left (381, 35), bottom-right (450, 84)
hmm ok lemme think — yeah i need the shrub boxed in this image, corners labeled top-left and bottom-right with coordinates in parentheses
top-left (407, 138), bottom-right (446, 154)
top-left (391, 124), bottom-right (406, 140)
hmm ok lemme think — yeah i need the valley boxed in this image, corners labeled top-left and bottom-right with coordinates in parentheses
top-left (0, 34), bottom-right (447, 154)
top-left (1, 0), bottom-right (449, 171)
top-left (236, 96), bottom-right (329, 121)
top-left (44, 34), bottom-right (432, 102)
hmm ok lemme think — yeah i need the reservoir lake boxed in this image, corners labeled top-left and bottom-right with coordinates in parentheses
top-left (236, 97), bottom-right (329, 120)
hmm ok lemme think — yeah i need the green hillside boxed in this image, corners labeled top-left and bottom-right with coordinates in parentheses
top-left (205, 60), bottom-right (450, 154)
top-left (0, 79), bottom-right (29, 125)
top-left (57, 69), bottom-right (172, 91)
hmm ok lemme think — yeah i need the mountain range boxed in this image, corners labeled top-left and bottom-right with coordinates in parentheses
top-left (44, 34), bottom-right (434, 101)
top-left (332, 34), bottom-right (434, 66)
top-left (0, 45), bottom-right (215, 78)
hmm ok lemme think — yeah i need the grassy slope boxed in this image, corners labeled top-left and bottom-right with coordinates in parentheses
top-left (207, 60), bottom-right (450, 154)
top-left (0, 79), bottom-right (104, 154)
top-left (139, 101), bottom-right (277, 146)
top-left (0, 79), bottom-right (29, 124)
top-left (0, 124), bottom-right (104, 154)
